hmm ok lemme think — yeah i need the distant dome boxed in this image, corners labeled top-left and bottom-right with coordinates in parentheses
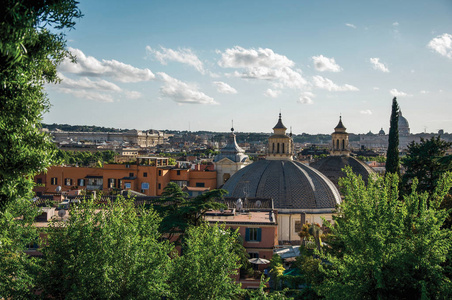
top-left (378, 128), bottom-right (385, 135)
top-left (213, 128), bottom-right (249, 163)
top-left (398, 111), bottom-right (410, 136)
top-left (222, 160), bottom-right (341, 210)
top-left (310, 156), bottom-right (375, 190)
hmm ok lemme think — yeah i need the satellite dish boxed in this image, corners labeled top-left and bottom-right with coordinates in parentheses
top-left (56, 186), bottom-right (62, 193)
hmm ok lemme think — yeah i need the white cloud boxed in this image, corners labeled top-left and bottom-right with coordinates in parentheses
top-left (312, 55), bottom-right (342, 72)
top-left (346, 23), bottom-right (356, 29)
top-left (370, 58), bottom-right (390, 72)
top-left (298, 92), bottom-right (314, 104)
top-left (60, 48), bottom-right (155, 82)
top-left (158, 72), bottom-right (217, 105)
top-left (420, 90), bottom-right (429, 94)
top-left (427, 33), bottom-right (452, 59)
top-left (360, 109), bottom-right (372, 115)
top-left (264, 89), bottom-right (281, 98)
top-left (58, 74), bottom-right (122, 92)
top-left (213, 81), bottom-right (237, 94)
top-left (53, 73), bottom-right (142, 102)
top-left (373, 87), bottom-right (380, 90)
top-left (218, 46), bottom-right (307, 90)
top-left (57, 88), bottom-right (115, 103)
top-left (218, 46), bottom-right (294, 69)
top-left (390, 88), bottom-right (411, 97)
top-left (312, 75), bottom-right (359, 92)
top-left (392, 22), bottom-right (399, 26)
top-left (146, 46), bottom-right (205, 73)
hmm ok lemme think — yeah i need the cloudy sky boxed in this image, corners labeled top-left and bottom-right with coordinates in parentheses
top-left (44, 0), bottom-right (452, 134)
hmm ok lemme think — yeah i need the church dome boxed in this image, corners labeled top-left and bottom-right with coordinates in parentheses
top-left (398, 111), bottom-right (410, 136)
top-left (222, 160), bottom-right (341, 210)
top-left (310, 156), bottom-right (374, 190)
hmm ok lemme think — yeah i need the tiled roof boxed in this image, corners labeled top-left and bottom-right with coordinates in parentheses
top-left (222, 160), bottom-right (341, 210)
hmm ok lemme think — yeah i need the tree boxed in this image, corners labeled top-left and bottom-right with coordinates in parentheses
top-left (0, 1), bottom-right (82, 210)
top-left (154, 182), bottom-right (227, 242)
top-left (169, 222), bottom-right (242, 299)
top-left (385, 97), bottom-right (400, 176)
top-left (39, 196), bottom-right (173, 299)
top-left (0, 198), bottom-right (41, 298)
top-left (402, 136), bottom-right (452, 197)
top-left (317, 168), bottom-right (452, 299)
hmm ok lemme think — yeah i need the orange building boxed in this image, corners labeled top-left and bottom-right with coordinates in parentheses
top-left (34, 157), bottom-right (217, 197)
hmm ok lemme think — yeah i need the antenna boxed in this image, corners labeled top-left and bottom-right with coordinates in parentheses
top-left (231, 119), bottom-right (234, 132)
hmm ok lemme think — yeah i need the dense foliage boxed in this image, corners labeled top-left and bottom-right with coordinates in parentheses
top-left (0, 0), bottom-right (82, 210)
top-left (40, 197), bottom-right (173, 299)
top-left (385, 97), bottom-right (400, 176)
top-left (55, 149), bottom-right (117, 166)
top-left (402, 136), bottom-right (452, 197)
top-left (317, 168), bottom-right (452, 299)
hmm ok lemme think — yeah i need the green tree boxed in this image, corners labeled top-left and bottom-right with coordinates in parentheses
top-left (385, 97), bottom-right (400, 176)
top-left (39, 196), bottom-right (173, 299)
top-left (154, 182), bottom-right (227, 242)
top-left (0, 1), bottom-right (82, 210)
top-left (169, 222), bottom-right (242, 299)
top-left (402, 136), bottom-right (452, 197)
top-left (317, 168), bottom-right (452, 299)
top-left (0, 198), bottom-right (41, 298)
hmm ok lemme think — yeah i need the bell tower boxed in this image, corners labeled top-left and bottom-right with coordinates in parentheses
top-left (267, 113), bottom-right (293, 161)
top-left (331, 116), bottom-right (350, 156)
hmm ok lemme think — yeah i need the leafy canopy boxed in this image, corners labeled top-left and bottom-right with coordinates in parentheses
top-left (317, 168), bottom-right (452, 299)
top-left (0, 0), bottom-right (82, 210)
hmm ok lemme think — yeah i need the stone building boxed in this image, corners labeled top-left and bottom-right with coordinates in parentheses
top-left (222, 114), bottom-right (341, 244)
top-left (213, 126), bottom-right (251, 187)
top-left (311, 117), bottom-right (375, 190)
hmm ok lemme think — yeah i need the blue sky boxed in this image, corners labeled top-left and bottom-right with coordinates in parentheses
top-left (44, 0), bottom-right (452, 134)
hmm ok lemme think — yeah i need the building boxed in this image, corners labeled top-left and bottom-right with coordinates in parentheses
top-left (34, 157), bottom-right (216, 197)
top-left (213, 126), bottom-right (251, 187)
top-left (50, 129), bottom-right (172, 147)
top-left (310, 117), bottom-right (375, 190)
top-left (222, 114), bottom-right (341, 244)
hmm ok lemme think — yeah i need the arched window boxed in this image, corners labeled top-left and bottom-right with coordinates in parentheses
top-left (277, 143), bottom-right (280, 153)
top-left (272, 143), bottom-right (275, 153)
top-left (336, 139), bottom-right (339, 150)
top-left (342, 139), bottom-right (345, 150)
top-left (282, 143), bottom-right (285, 153)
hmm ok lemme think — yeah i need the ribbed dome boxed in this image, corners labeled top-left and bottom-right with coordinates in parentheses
top-left (222, 160), bottom-right (341, 210)
top-left (310, 156), bottom-right (374, 190)
top-left (398, 111), bottom-right (410, 136)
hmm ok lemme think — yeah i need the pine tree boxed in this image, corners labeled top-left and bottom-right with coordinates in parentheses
top-left (386, 97), bottom-right (400, 175)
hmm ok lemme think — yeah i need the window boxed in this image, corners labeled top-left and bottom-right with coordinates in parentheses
top-left (65, 178), bottom-right (73, 186)
top-left (195, 182), bottom-right (205, 187)
top-left (248, 252), bottom-right (259, 259)
top-left (129, 172), bottom-right (134, 177)
top-left (108, 178), bottom-right (116, 188)
top-left (118, 179), bottom-right (123, 189)
top-left (177, 170), bottom-right (181, 176)
top-left (125, 182), bottom-right (131, 189)
top-left (51, 177), bottom-right (58, 185)
top-left (158, 183), bottom-right (161, 189)
top-left (295, 220), bottom-right (302, 232)
top-left (282, 143), bottom-right (285, 154)
top-left (245, 228), bottom-right (261, 242)
top-left (141, 182), bottom-right (149, 190)
top-left (143, 172), bottom-right (147, 177)
top-left (36, 178), bottom-right (42, 184)
top-left (77, 179), bottom-right (85, 186)
top-left (159, 170), bottom-right (162, 176)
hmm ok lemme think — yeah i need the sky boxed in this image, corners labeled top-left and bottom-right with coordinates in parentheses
top-left (44, 0), bottom-right (452, 134)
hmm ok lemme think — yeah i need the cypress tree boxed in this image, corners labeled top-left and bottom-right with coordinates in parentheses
top-left (386, 97), bottom-right (400, 176)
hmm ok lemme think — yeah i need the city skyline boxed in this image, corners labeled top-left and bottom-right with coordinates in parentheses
top-left (43, 0), bottom-right (452, 134)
